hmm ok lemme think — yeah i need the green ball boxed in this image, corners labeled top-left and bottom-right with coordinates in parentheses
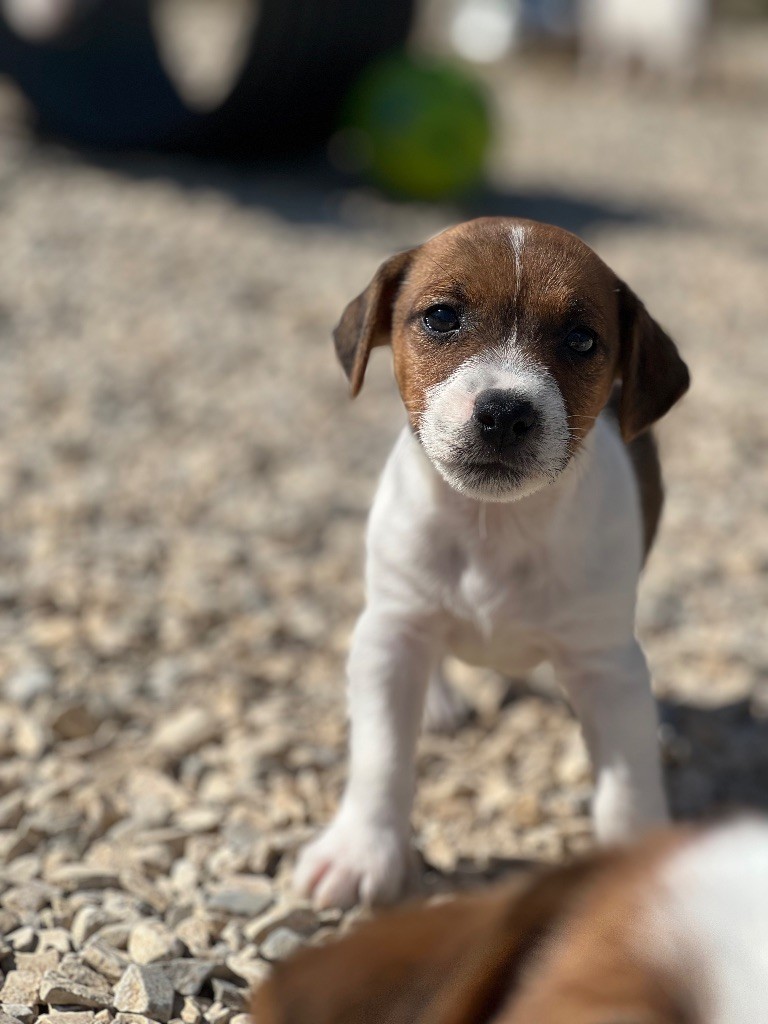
top-left (343, 53), bottom-right (493, 201)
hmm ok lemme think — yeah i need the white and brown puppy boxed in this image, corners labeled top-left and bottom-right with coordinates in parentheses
top-left (259, 819), bottom-right (768, 1024)
top-left (296, 216), bottom-right (690, 909)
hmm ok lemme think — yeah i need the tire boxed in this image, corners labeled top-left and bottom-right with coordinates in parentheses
top-left (0, 0), bottom-right (415, 155)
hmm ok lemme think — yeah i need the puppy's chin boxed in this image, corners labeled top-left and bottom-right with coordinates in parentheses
top-left (429, 450), bottom-right (570, 503)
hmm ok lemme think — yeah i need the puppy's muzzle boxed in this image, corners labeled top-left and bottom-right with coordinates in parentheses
top-left (473, 389), bottom-right (539, 457)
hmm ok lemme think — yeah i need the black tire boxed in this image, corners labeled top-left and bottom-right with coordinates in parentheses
top-left (0, 0), bottom-right (414, 155)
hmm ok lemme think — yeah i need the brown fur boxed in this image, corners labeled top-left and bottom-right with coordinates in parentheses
top-left (251, 829), bottom-right (699, 1024)
top-left (606, 387), bottom-right (664, 558)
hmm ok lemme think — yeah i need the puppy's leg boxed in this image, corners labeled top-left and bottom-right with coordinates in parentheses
top-left (556, 640), bottom-right (668, 842)
top-left (295, 608), bottom-right (438, 909)
top-left (423, 662), bottom-right (472, 735)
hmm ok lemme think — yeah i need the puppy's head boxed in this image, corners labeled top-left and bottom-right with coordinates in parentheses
top-left (334, 218), bottom-right (689, 502)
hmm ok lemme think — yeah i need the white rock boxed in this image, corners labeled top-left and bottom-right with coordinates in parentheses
top-left (113, 965), bottom-right (174, 1024)
top-left (127, 920), bottom-right (184, 965)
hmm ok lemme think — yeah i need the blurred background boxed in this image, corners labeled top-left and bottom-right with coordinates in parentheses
top-left (0, 0), bottom-right (767, 994)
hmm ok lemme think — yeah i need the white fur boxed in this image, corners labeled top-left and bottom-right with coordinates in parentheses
top-left (509, 224), bottom-right (526, 315)
top-left (641, 819), bottom-right (768, 1024)
top-left (296, 413), bottom-right (668, 908)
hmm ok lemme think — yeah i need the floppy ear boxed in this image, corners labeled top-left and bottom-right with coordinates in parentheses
top-left (617, 281), bottom-right (690, 442)
top-left (333, 249), bottom-right (415, 397)
top-left (250, 856), bottom-right (613, 1024)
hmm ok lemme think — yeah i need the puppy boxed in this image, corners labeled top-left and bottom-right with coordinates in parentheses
top-left (257, 818), bottom-right (768, 1024)
top-left (296, 217), bottom-right (689, 908)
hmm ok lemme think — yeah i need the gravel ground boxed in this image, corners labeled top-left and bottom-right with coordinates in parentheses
top-left (1, 38), bottom-right (768, 1024)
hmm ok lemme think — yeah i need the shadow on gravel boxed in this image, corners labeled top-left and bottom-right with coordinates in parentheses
top-left (661, 697), bottom-right (768, 819)
top-left (76, 147), bottom-right (661, 238)
top-left (423, 854), bottom-right (536, 897)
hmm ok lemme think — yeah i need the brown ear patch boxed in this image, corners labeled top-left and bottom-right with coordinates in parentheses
top-left (333, 249), bottom-right (415, 397)
top-left (617, 282), bottom-right (690, 442)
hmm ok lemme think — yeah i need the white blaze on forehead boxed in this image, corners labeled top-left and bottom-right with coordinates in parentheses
top-left (509, 222), bottom-right (527, 277)
top-left (641, 819), bottom-right (768, 1024)
top-left (508, 223), bottom-right (527, 341)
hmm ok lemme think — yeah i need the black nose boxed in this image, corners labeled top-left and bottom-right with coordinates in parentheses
top-left (473, 390), bottom-right (538, 448)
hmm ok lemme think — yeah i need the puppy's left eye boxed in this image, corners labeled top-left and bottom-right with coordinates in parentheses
top-left (565, 327), bottom-right (597, 353)
top-left (423, 305), bottom-right (461, 334)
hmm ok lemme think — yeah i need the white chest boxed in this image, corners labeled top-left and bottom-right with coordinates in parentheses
top-left (440, 516), bottom-right (566, 673)
top-left (368, 421), bottom-right (643, 672)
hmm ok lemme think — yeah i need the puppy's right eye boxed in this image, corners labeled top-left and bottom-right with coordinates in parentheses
top-left (423, 305), bottom-right (461, 334)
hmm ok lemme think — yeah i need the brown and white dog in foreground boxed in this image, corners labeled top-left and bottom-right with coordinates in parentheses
top-left (260, 819), bottom-right (768, 1024)
top-left (295, 217), bottom-right (690, 909)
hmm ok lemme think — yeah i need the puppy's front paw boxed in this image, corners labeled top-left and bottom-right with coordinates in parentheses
top-left (294, 816), bottom-right (417, 909)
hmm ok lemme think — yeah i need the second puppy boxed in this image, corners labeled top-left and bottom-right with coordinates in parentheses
top-left (297, 217), bottom-right (689, 908)
top-left (264, 819), bottom-right (768, 1024)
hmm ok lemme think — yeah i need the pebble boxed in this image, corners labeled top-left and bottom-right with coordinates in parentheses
top-left (71, 908), bottom-right (112, 950)
top-left (203, 1004), bottom-right (232, 1024)
top-left (6, 665), bottom-right (54, 706)
top-left (0, 908), bottom-right (21, 933)
top-left (210, 980), bottom-right (246, 1012)
top-left (6, 926), bottom-right (37, 951)
top-left (38, 966), bottom-right (112, 1009)
top-left (258, 928), bottom-right (305, 963)
top-left (179, 999), bottom-right (204, 1024)
top-left (37, 929), bottom-right (73, 955)
top-left (14, 950), bottom-right (61, 976)
top-left (91, 924), bottom-right (132, 952)
top-left (4, 883), bottom-right (54, 916)
top-left (127, 921), bottom-right (184, 965)
top-left (151, 711), bottom-right (220, 762)
top-left (113, 966), bottom-right (175, 1024)
top-left (180, 999), bottom-right (204, 1024)
top-left (36, 1014), bottom-right (95, 1024)
top-left (244, 907), bottom-right (319, 945)
top-left (1, 1009), bottom-right (37, 1024)
top-left (81, 938), bottom-right (130, 982)
top-left (47, 867), bottom-right (120, 892)
top-left (157, 959), bottom-right (214, 998)
top-left (0, 971), bottom-right (41, 1006)
top-left (226, 955), bottom-right (268, 989)
top-left (172, 918), bottom-right (212, 959)
top-left (0, 792), bottom-right (26, 830)
top-left (205, 888), bottom-right (272, 919)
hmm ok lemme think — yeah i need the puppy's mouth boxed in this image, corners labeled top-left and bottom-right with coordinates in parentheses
top-left (432, 442), bottom-right (569, 501)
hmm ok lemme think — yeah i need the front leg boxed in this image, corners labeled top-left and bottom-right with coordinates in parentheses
top-left (556, 640), bottom-right (668, 842)
top-left (295, 607), bottom-right (439, 908)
